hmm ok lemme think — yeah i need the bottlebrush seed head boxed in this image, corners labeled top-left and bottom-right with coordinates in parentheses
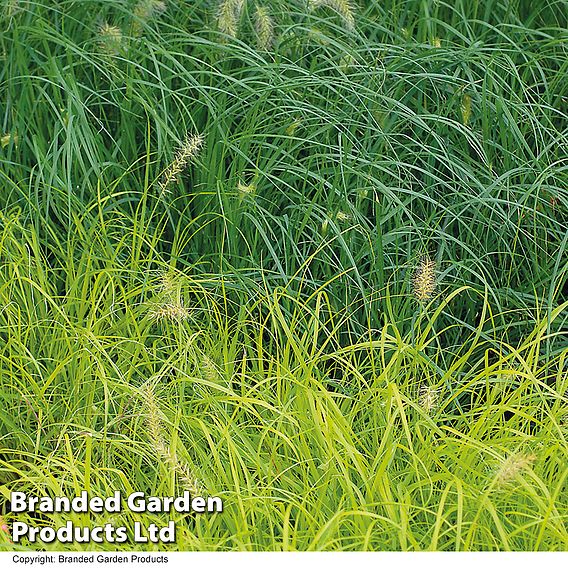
top-left (132, 0), bottom-right (167, 36)
top-left (143, 383), bottom-right (202, 494)
top-left (419, 385), bottom-right (439, 413)
top-left (159, 133), bottom-right (204, 194)
top-left (255, 6), bottom-right (275, 51)
top-left (238, 181), bottom-right (256, 197)
top-left (494, 453), bottom-right (536, 486)
top-left (309, 0), bottom-right (356, 33)
top-left (98, 23), bottom-right (123, 55)
top-left (149, 300), bottom-right (190, 322)
top-left (217, 0), bottom-right (244, 39)
top-left (461, 93), bottom-right (472, 125)
top-left (413, 256), bottom-right (437, 303)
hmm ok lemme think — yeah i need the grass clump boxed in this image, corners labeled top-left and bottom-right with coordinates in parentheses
top-left (0, 0), bottom-right (566, 552)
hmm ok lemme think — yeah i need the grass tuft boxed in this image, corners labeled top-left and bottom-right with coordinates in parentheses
top-left (0, 0), bottom-right (566, 552)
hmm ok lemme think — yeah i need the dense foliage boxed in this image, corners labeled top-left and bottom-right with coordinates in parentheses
top-left (0, 0), bottom-right (566, 551)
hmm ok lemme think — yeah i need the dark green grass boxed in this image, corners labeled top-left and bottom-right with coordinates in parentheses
top-left (0, 0), bottom-right (567, 551)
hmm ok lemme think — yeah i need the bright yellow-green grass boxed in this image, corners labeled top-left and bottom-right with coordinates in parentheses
top-left (0, 0), bottom-right (566, 551)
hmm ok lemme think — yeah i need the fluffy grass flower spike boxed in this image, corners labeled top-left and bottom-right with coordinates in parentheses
top-left (413, 255), bottom-right (437, 303)
top-left (308, 0), bottom-right (356, 33)
top-left (216, 0), bottom-right (245, 39)
top-left (98, 23), bottom-right (124, 56)
top-left (419, 385), bottom-right (439, 413)
top-left (255, 6), bottom-right (274, 51)
top-left (143, 383), bottom-right (202, 494)
top-left (494, 453), bottom-right (537, 487)
top-left (159, 133), bottom-right (204, 195)
top-left (132, 0), bottom-right (167, 36)
top-left (149, 300), bottom-right (190, 322)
